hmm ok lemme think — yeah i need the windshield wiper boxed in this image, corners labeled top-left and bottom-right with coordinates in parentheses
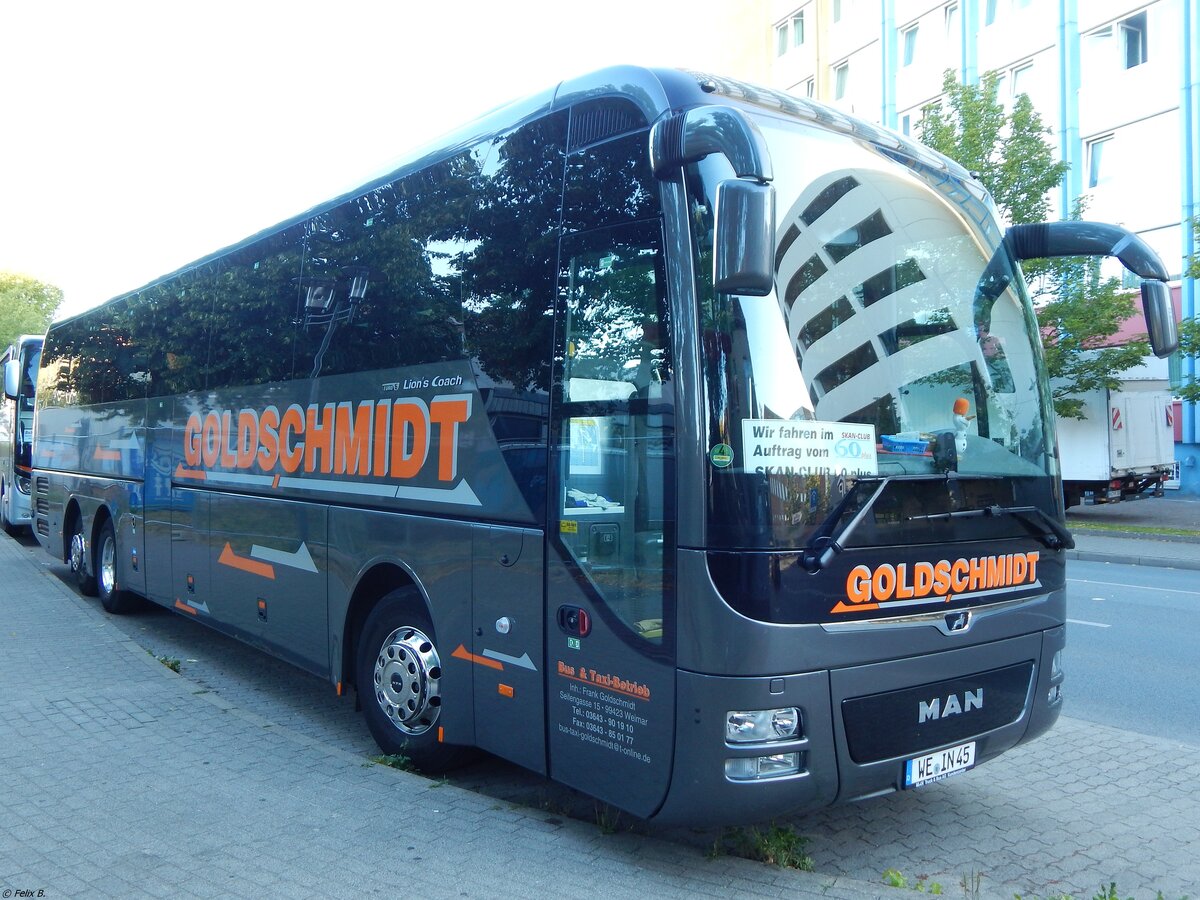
top-left (907, 504), bottom-right (1075, 550)
top-left (801, 477), bottom-right (891, 572)
top-left (801, 474), bottom-right (1047, 572)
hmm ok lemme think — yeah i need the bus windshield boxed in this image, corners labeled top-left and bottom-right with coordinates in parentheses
top-left (690, 110), bottom-right (1059, 552)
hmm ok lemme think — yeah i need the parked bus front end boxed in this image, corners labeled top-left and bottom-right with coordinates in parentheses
top-left (639, 74), bottom-right (1169, 824)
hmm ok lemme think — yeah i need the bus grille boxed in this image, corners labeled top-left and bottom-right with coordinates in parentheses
top-left (840, 662), bottom-right (1033, 764)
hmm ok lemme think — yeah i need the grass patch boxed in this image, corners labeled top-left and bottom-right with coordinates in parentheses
top-left (148, 650), bottom-right (181, 673)
top-left (712, 824), bottom-right (813, 870)
top-left (1068, 521), bottom-right (1200, 538)
top-left (370, 753), bottom-right (413, 771)
top-left (882, 868), bottom-right (943, 893)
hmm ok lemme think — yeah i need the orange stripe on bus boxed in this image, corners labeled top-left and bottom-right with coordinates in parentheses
top-left (174, 599), bottom-right (199, 616)
top-left (217, 543), bottom-right (276, 580)
top-left (93, 448), bottom-right (121, 461)
top-left (174, 464), bottom-right (207, 481)
top-left (451, 644), bottom-right (503, 670)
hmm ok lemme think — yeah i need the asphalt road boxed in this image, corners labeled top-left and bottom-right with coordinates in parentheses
top-left (1066, 558), bottom-right (1200, 746)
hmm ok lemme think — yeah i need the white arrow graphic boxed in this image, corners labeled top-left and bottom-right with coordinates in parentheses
top-left (251, 542), bottom-right (319, 573)
top-left (481, 649), bottom-right (537, 671)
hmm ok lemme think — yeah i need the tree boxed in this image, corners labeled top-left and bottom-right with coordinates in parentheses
top-left (920, 71), bottom-right (1147, 419)
top-left (1178, 217), bottom-right (1200, 404)
top-left (0, 272), bottom-right (62, 348)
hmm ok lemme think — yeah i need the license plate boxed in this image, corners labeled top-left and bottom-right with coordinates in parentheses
top-left (904, 740), bottom-right (976, 788)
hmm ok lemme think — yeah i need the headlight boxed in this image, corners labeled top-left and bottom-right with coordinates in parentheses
top-left (16, 474), bottom-right (32, 494)
top-left (725, 707), bottom-right (801, 743)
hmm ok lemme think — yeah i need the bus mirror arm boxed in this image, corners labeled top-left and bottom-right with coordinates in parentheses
top-left (1004, 221), bottom-right (1178, 358)
top-left (649, 105), bottom-right (772, 182)
top-left (650, 106), bottom-right (777, 297)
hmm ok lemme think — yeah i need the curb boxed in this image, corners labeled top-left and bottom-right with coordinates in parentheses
top-left (1065, 548), bottom-right (1200, 571)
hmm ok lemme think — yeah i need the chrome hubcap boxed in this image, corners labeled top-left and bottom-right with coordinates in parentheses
top-left (70, 531), bottom-right (87, 575)
top-left (100, 536), bottom-right (116, 596)
top-left (373, 626), bottom-right (442, 735)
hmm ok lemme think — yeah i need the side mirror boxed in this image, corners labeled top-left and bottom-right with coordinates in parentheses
top-left (1141, 280), bottom-right (1179, 358)
top-left (649, 105), bottom-right (778, 297)
top-left (714, 179), bottom-right (776, 296)
top-left (3, 359), bottom-right (19, 401)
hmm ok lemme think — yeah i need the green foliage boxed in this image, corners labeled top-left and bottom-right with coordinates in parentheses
top-left (716, 824), bottom-right (814, 870)
top-left (919, 72), bottom-right (1146, 417)
top-left (0, 272), bottom-right (62, 348)
top-left (147, 650), bottom-right (181, 673)
top-left (1177, 218), bottom-right (1200, 404)
top-left (882, 868), bottom-right (944, 894)
top-left (1033, 249), bottom-right (1146, 419)
top-left (920, 73), bottom-right (1067, 230)
top-left (370, 753), bottom-right (413, 771)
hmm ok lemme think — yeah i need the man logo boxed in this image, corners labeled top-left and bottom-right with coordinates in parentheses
top-left (945, 610), bottom-right (971, 632)
top-left (919, 689), bottom-right (984, 723)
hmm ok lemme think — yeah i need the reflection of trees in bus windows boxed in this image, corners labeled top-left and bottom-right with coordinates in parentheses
top-left (556, 223), bottom-right (674, 646)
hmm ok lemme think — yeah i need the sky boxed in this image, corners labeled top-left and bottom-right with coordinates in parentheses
top-left (1, 1), bottom-right (763, 319)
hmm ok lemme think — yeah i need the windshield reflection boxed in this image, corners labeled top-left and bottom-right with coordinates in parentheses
top-left (692, 112), bottom-right (1059, 551)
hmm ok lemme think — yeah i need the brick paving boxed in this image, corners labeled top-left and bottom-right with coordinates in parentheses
top-left (2, 528), bottom-right (1197, 899)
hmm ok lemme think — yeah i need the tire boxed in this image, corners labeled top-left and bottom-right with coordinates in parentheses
top-left (0, 482), bottom-right (14, 536)
top-left (68, 515), bottom-right (98, 596)
top-left (356, 588), bottom-right (475, 772)
top-left (95, 519), bottom-right (140, 614)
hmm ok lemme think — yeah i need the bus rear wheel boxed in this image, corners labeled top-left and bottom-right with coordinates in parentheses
top-left (356, 588), bottom-right (475, 773)
top-left (69, 516), bottom-right (97, 596)
top-left (96, 519), bottom-right (140, 614)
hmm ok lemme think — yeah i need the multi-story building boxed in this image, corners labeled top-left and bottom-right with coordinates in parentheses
top-left (768, 0), bottom-right (1200, 495)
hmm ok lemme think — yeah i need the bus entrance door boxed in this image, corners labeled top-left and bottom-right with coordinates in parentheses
top-left (544, 226), bottom-right (677, 817)
top-left (469, 524), bottom-right (546, 774)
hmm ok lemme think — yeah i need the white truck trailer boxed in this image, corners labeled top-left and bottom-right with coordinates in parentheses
top-left (1057, 387), bottom-right (1176, 508)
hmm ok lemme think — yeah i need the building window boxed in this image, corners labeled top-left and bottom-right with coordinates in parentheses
top-left (834, 62), bottom-right (850, 99)
top-left (1086, 135), bottom-right (1112, 188)
top-left (804, 77), bottom-right (815, 97)
top-left (984, 0), bottom-right (998, 26)
top-left (1011, 62), bottom-right (1033, 100)
top-left (944, 3), bottom-right (960, 41)
top-left (1121, 12), bottom-right (1147, 68)
top-left (793, 11), bottom-right (806, 47)
top-left (902, 25), bottom-right (919, 66)
top-left (901, 113), bottom-right (912, 135)
top-left (833, 0), bottom-right (843, 24)
top-left (776, 22), bottom-right (789, 56)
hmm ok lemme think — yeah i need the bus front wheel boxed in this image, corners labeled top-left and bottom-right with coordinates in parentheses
top-left (356, 588), bottom-right (475, 772)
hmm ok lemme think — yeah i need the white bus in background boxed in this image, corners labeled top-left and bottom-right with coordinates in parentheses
top-left (1, 334), bottom-right (43, 533)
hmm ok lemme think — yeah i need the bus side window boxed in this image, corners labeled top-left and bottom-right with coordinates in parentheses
top-left (555, 221), bottom-right (674, 644)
